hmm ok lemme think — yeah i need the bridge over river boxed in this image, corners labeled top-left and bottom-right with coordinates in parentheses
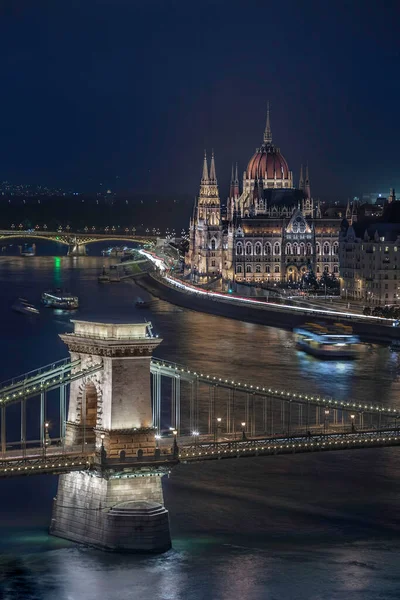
top-left (0, 319), bottom-right (399, 552)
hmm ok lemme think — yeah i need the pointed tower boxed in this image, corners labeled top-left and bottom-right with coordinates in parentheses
top-left (316, 199), bottom-right (322, 219)
top-left (345, 199), bottom-right (351, 220)
top-left (299, 164), bottom-right (304, 190)
top-left (201, 151), bottom-right (209, 183)
top-left (304, 164), bottom-right (311, 200)
top-left (263, 102), bottom-right (272, 145)
top-left (209, 150), bottom-right (217, 183)
top-left (389, 188), bottom-right (396, 204)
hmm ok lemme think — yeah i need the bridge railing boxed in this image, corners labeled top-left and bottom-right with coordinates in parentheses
top-left (0, 356), bottom-right (75, 391)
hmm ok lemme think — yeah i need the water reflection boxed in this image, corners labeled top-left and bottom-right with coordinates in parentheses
top-left (1, 256), bottom-right (400, 599)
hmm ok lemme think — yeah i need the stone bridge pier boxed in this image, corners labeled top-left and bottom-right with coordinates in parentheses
top-left (50, 320), bottom-right (172, 553)
top-left (67, 240), bottom-right (87, 256)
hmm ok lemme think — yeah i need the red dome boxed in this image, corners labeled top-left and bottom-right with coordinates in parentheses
top-left (247, 146), bottom-right (289, 180)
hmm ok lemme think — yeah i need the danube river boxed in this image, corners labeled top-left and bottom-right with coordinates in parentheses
top-left (1, 253), bottom-right (400, 600)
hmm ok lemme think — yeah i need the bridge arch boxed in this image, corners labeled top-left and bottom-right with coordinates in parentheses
top-left (84, 382), bottom-right (98, 429)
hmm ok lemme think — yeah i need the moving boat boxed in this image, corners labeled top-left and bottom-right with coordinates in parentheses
top-left (41, 289), bottom-right (79, 310)
top-left (135, 297), bottom-right (151, 309)
top-left (12, 298), bottom-right (39, 315)
top-left (293, 322), bottom-right (361, 359)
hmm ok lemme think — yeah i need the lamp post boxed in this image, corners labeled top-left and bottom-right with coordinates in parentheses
top-left (324, 409), bottom-right (329, 434)
top-left (100, 433), bottom-right (106, 465)
top-left (192, 430), bottom-right (199, 448)
top-left (172, 429), bottom-right (178, 457)
top-left (350, 413), bottom-right (355, 433)
top-left (44, 422), bottom-right (50, 454)
top-left (155, 434), bottom-right (161, 448)
top-left (241, 421), bottom-right (246, 441)
top-left (215, 417), bottom-right (222, 443)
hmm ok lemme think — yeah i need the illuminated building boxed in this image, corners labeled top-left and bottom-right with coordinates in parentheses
top-left (339, 190), bottom-right (400, 305)
top-left (186, 107), bottom-right (345, 285)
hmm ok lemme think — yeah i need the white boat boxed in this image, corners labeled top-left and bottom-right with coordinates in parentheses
top-left (12, 298), bottom-right (39, 315)
top-left (41, 290), bottom-right (79, 310)
top-left (293, 323), bottom-right (361, 359)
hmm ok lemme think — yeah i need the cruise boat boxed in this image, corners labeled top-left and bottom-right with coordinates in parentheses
top-left (293, 322), bottom-right (361, 359)
top-left (41, 290), bottom-right (79, 310)
top-left (12, 298), bottom-right (40, 315)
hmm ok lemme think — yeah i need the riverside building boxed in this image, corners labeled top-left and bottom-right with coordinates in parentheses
top-left (339, 190), bottom-right (400, 305)
top-left (185, 108), bottom-right (346, 286)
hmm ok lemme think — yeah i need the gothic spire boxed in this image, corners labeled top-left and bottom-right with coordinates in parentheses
top-left (263, 102), bottom-right (272, 145)
top-left (234, 162), bottom-right (239, 183)
top-left (209, 150), bottom-right (217, 182)
top-left (299, 164), bottom-right (304, 190)
top-left (304, 164), bottom-right (311, 199)
top-left (201, 151), bottom-right (209, 183)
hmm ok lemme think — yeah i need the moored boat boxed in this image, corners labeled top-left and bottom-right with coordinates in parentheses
top-left (293, 322), bottom-right (361, 359)
top-left (98, 266), bottom-right (110, 283)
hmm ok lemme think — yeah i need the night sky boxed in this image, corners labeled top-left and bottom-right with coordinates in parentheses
top-left (0, 0), bottom-right (399, 201)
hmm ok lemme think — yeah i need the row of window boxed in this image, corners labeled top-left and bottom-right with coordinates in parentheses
top-left (236, 264), bottom-right (339, 274)
top-left (236, 241), bottom-right (339, 256)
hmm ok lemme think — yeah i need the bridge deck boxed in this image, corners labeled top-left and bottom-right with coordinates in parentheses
top-left (1, 429), bottom-right (399, 477)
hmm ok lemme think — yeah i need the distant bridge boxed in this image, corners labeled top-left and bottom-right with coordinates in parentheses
top-left (0, 229), bottom-right (157, 255)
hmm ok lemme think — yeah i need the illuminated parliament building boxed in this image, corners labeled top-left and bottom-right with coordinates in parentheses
top-left (185, 108), bottom-right (345, 286)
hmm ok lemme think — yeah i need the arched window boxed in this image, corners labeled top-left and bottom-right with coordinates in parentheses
top-left (293, 242), bottom-right (299, 255)
top-left (324, 265), bottom-right (329, 272)
top-left (285, 243), bottom-right (292, 255)
top-left (245, 242), bottom-right (252, 255)
top-left (236, 243), bottom-right (243, 255)
top-left (323, 242), bottom-right (330, 255)
top-left (236, 264), bottom-right (242, 273)
top-left (246, 264), bottom-right (252, 273)
top-left (333, 264), bottom-right (339, 274)
top-left (274, 242), bottom-right (280, 255)
top-left (258, 200), bottom-right (264, 210)
top-left (255, 242), bottom-right (262, 255)
top-left (306, 243), bottom-right (312, 255)
top-left (265, 265), bottom-right (271, 273)
top-left (274, 265), bottom-right (280, 274)
top-left (316, 265), bottom-right (320, 274)
top-left (211, 238), bottom-right (216, 250)
top-left (265, 243), bottom-right (272, 255)
top-left (299, 243), bottom-right (305, 256)
top-left (316, 243), bottom-right (321, 256)
top-left (256, 264), bottom-right (261, 273)
top-left (332, 242), bottom-right (339, 255)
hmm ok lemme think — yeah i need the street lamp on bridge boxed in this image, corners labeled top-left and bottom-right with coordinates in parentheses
top-left (241, 422), bottom-right (246, 440)
top-left (191, 431), bottom-right (199, 447)
top-left (215, 417), bottom-right (222, 443)
top-left (350, 413), bottom-right (356, 433)
top-left (324, 409), bottom-right (330, 434)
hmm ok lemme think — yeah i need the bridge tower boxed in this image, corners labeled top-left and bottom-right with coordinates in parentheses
top-left (50, 320), bottom-right (172, 553)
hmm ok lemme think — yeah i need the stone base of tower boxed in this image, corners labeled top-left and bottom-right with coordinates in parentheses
top-left (50, 471), bottom-right (171, 553)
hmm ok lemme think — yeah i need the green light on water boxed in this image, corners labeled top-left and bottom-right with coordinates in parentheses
top-left (54, 256), bottom-right (62, 287)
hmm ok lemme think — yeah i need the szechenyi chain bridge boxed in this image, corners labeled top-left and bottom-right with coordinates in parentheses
top-left (1, 317), bottom-right (400, 553)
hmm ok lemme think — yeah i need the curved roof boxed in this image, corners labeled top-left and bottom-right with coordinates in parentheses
top-left (247, 145), bottom-right (289, 180)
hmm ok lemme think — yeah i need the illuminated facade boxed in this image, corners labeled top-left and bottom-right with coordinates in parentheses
top-left (186, 109), bottom-right (344, 285)
top-left (339, 193), bottom-right (400, 305)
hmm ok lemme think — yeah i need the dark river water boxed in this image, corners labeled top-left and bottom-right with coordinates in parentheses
top-left (1, 250), bottom-right (400, 600)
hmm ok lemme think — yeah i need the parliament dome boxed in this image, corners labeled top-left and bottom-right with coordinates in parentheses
top-left (247, 146), bottom-right (290, 180)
